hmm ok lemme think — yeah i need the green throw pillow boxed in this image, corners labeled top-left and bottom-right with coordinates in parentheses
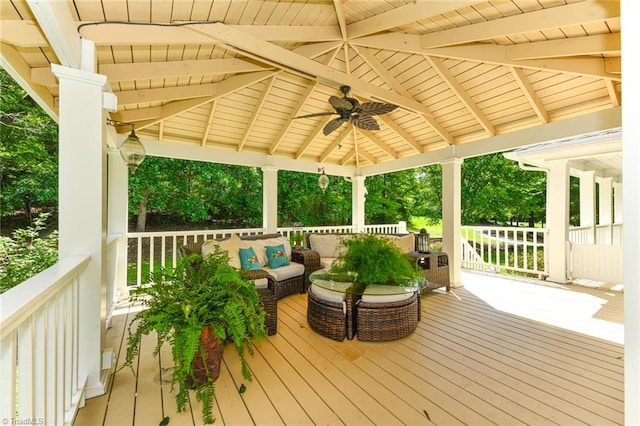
top-left (239, 247), bottom-right (262, 270)
top-left (266, 244), bottom-right (290, 269)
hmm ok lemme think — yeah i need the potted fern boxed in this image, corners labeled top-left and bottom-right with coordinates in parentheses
top-left (329, 234), bottom-right (422, 289)
top-left (123, 246), bottom-right (267, 424)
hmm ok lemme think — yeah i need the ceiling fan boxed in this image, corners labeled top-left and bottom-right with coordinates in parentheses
top-left (294, 85), bottom-right (398, 136)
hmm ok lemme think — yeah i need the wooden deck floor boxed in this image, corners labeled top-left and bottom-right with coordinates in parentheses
top-left (74, 271), bottom-right (624, 425)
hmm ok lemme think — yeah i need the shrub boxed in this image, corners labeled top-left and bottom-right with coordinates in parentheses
top-left (0, 213), bottom-right (58, 293)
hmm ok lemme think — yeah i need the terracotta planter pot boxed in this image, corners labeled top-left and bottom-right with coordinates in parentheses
top-left (188, 325), bottom-right (223, 387)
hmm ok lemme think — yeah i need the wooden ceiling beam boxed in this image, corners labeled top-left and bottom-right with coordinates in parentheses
top-left (358, 130), bottom-right (398, 159)
top-left (353, 34), bottom-right (620, 81)
top-left (319, 132), bottom-right (350, 163)
top-left (509, 67), bottom-right (549, 124)
top-left (296, 116), bottom-right (333, 159)
top-left (352, 44), bottom-right (454, 145)
top-left (346, 1), bottom-right (472, 38)
top-left (507, 33), bottom-right (620, 60)
top-left (238, 76), bottom-right (276, 152)
top-left (420, 0), bottom-right (619, 48)
top-left (186, 23), bottom-right (437, 117)
top-left (133, 71), bottom-right (276, 130)
top-left (427, 56), bottom-right (495, 137)
top-left (268, 81), bottom-right (319, 155)
top-left (377, 115), bottom-right (424, 154)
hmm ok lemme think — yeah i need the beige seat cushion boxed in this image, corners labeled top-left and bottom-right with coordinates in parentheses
top-left (361, 285), bottom-right (416, 303)
top-left (263, 262), bottom-right (304, 282)
top-left (310, 283), bottom-right (346, 305)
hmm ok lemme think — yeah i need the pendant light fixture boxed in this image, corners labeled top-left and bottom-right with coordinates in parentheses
top-left (107, 119), bottom-right (146, 173)
top-left (318, 168), bottom-right (329, 193)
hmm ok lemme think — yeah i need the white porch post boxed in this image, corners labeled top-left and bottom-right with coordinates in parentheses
top-left (352, 176), bottom-right (366, 233)
top-left (262, 166), bottom-right (278, 233)
top-left (441, 157), bottom-right (463, 288)
top-left (597, 177), bottom-right (613, 244)
top-left (579, 171), bottom-right (596, 243)
top-left (107, 148), bottom-right (129, 300)
top-left (623, 2), bottom-right (640, 422)
top-left (546, 160), bottom-right (570, 284)
top-left (52, 64), bottom-right (109, 397)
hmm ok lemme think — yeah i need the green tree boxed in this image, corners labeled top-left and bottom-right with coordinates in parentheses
top-left (129, 157), bottom-right (263, 231)
top-left (461, 153), bottom-right (546, 226)
top-left (0, 69), bottom-right (58, 223)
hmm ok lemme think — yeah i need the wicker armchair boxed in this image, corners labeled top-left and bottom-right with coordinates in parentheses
top-left (356, 293), bottom-right (420, 341)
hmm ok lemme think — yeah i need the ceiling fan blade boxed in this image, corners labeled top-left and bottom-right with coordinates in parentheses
top-left (358, 102), bottom-right (398, 116)
top-left (329, 95), bottom-right (353, 111)
top-left (352, 115), bottom-right (380, 131)
top-left (294, 111), bottom-right (337, 119)
top-left (323, 118), bottom-right (348, 136)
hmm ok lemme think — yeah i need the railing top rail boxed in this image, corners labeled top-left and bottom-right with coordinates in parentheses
top-left (0, 255), bottom-right (90, 338)
top-left (461, 225), bottom-right (549, 233)
top-left (128, 228), bottom-right (265, 238)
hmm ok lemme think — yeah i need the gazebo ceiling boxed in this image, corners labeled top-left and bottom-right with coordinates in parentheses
top-left (0, 0), bottom-right (621, 173)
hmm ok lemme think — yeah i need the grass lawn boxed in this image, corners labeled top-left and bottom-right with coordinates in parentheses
top-left (408, 217), bottom-right (442, 237)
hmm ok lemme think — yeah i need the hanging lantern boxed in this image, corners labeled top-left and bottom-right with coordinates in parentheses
top-left (417, 228), bottom-right (430, 253)
top-left (318, 168), bottom-right (329, 193)
top-left (119, 127), bottom-right (146, 173)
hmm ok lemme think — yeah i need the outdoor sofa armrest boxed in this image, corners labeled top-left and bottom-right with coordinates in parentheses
top-left (291, 248), bottom-right (322, 292)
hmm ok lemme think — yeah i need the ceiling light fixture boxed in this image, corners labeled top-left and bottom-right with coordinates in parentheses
top-left (107, 119), bottom-right (146, 173)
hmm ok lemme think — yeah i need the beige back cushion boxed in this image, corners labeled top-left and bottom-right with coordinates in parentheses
top-left (308, 234), bottom-right (350, 258)
top-left (382, 234), bottom-right (415, 253)
top-left (201, 234), bottom-right (247, 269)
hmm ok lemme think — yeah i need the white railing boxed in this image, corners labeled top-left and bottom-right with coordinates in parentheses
top-left (461, 226), bottom-right (549, 279)
top-left (127, 223), bottom-right (406, 286)
top-left (0, 256), bottom-right (90, 426)
top-left (568, 223), bottom-right (623, 246)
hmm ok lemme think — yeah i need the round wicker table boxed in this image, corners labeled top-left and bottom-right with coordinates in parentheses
top-left (307, 270), bottom-right (425, 341)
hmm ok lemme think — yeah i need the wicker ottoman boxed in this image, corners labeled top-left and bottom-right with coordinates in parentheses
top-left (356, 292), bottom-right (420, 341)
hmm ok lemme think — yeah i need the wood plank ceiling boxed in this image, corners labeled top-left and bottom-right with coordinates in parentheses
top-left (0, 0), bottom-right (621, 172)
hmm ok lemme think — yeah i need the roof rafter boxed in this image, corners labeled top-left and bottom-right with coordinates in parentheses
top-left (419, 0), bottom-right (619, 48)
top-left (509, 67), bottom-right (549, 123)
top-left (426, 56), bottom-right (495, 137)
top-left (506, 33), bottom-right (620, 60)
top-left (268, 81), bottom-right (319, 155)
top-left (353, 34), bottom-right (620, 81)
top-left (182, 23), bottom-right (440, 130)
top-left (346, 1), bottom-right (473, 38)
top-left (296, 116), bottom-right (333, 159)
top-left (132, 71), bottom-right (276, 130)
top-left (239, 76), bottom-right (276, 152)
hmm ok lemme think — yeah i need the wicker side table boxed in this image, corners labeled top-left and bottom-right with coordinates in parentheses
top-left (409, 251), bottom-right (450, 292)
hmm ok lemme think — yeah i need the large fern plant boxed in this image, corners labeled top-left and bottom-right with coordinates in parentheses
top-left (330, 234), bottom-right (422, 287)
top-left (123, 246), bottom-right (267, 424)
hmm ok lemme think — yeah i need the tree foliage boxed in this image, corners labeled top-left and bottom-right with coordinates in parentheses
top-left (0, 69), bottom-right (58, 219)
top-left (461, 153), bottom-right (546, 226)
top-left (0, 212), bottom-right (58, 293)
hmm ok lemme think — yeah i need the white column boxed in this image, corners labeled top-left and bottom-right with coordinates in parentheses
top-left (262, 166), bottom-right (278, 233)
top-left (579, 171), bottom-right (596, 243)
top-left (613, 181), bottom-right (623, 224)
top-left (546, 160), bottom-right (570, 284)
top-left (107, 148), bottom-right (129, 300)
top-left (52, 64), bottom-right (108, 397)
top-left (441, 157), bottom-right (463, 288)
top-left (622, 2), bottom-right (640, 423)
top-left (598, 177), bottom-right (613, 245)
top-left (352, 176), bottom-right (366, 233)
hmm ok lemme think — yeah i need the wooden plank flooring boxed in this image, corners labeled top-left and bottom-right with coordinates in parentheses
top-left (74, 271), bottom-right (624, 425)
